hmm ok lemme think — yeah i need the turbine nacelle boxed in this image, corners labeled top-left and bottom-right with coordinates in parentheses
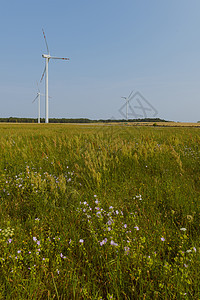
top-left (42, 54), bottom-right (51, 59)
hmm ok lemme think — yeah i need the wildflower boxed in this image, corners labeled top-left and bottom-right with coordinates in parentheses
top-left (134, 226), bottom-right (139, 231)
top-left (124, 247), bottom-right (130, 255)
top-left (107, 220), bottom-right (113, 225)
top-left (33, 237), bottom-right (37, 242)
top-left (17, 250), bottom-right (21, 254)
top-left (8, 238), bottom-right (12, 243)
top-left (161, 237), bottom-right (165, 242)
top-left (94, 195), bottom-right (97, 197)
top-left (95, 200), bottom-right (99, 204)
top-left (124, 224), bottom-right (127, 229)
top-left (116, 210), bottom-right (119, 215)
top-left (110, 240), bottom-right (118, 246)
top-left (37, 240), bottom-right (40, 246)
top-left (79, 239), bottom-right (84, 243)
top-left (56, 269), bottom-right (60, 274)
top-left (109, 206), bottom-right (113, 210)
top-left (100, 238), bottom-right (107, 246)
top-left (60, 253), bottom-right (63, 258)
top-left (193, 247), bottom-right (197, 252)
top-left (107, 227), bottom-right (111, 231)
top-left (180, 228), bottom-right (187, 231)
top-left (83, 201), bottom-right (87, 205)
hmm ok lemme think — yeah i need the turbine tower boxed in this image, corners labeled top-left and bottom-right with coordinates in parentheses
top-left (121, 91), bottom-right (134, 121)
top-left (32, 82), bottom-right (44, 123)
top-left (41, 29), bottom-right (69, 123)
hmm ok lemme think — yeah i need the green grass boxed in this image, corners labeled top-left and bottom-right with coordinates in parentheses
top-left (0, 123), bottom-right (200, 299)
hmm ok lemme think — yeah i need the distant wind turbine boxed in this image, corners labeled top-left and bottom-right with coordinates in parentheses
top-left (40, 29), bottom-right (69, 123)
top-left (121, 91), bottom-right (134, 121)
top-left (32, 82), bottom-right (44, 123)
top-left (32, 81), bottom-right (52, 123)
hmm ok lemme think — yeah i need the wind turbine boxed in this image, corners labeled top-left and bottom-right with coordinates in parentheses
top-left (32, 82), bottom-right (52, 123)
top-left (121, 91), bottom-right (134, 121)
top-left (41, 28), bottom-right (69, 123)
top-left (32, 82), bottom-right (44, 123)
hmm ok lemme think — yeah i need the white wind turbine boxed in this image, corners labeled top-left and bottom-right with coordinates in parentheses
top-left (32, 82), bottom-right (44, 123)
top-left (41, 29), bottom-right (69, 123)
top-left (121, 91), bottom-right (134, 121)
top-left (32, 81), bottom-right (52, 123)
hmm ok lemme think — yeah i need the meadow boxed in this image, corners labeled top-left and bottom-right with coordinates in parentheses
top-left (0, 123), bottom-right (200, 299)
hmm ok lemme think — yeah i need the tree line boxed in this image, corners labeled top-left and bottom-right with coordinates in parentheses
top-left (0, 117), bottom-right (169, 123)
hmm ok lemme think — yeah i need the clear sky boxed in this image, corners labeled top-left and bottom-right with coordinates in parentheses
top-left (0, 0), bottom-right (200, 122)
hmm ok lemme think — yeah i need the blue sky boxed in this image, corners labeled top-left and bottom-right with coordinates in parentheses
top-left (0, 0), bottom-right (200, 122)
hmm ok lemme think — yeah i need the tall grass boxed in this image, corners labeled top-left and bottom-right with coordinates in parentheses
top-left (0, 124), bottom-right (200, 299)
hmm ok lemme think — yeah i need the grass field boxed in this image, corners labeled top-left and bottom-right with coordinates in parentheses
top-left (0, 123), bottom-right (200, 299)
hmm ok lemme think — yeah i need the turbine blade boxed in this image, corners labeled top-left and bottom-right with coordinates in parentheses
top-left (42, 28), bottom-right (50, 54)
top-left (40, 66), bottom-right (46, 82)
top-left (50, 56), bottom-right (69, 60)
top-left (36, 80), bottom-right (40, 93)
top-left (127, 93), bottom-right (136, 103)
top-left (32, 95), bottom-right (39, 103)
top-left (128, 90), bottom-right (133, 99)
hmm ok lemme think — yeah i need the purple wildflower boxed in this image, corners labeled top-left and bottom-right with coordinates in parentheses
top-left (110, 240), bottom-right (118, 246)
